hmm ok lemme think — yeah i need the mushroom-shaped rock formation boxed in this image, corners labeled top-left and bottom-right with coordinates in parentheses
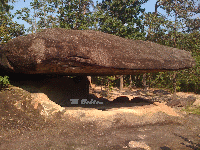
top-left (0, 28), bottom-right (196, 76)
top-left (0, 28), bottom-right (196, 106)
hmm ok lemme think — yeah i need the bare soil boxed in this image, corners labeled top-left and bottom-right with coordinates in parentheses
top-left (0, 84), bottom-right (200, 150)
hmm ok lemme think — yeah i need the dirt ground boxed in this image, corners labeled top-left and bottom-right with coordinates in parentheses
top-left (0, 84), bottom-right (200, 150)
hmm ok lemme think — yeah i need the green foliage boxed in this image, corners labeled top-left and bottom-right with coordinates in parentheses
top-left (92, 76), bottom-right (116, 91)
top-left (15, 0), bottom-right (95, 32)
top-left (95, 0), bottom-right (147, 39)
top-left (57, 0), bottom-right (94, 30)
top-left (177, 66), bottom-right (200, 94)
top-left (15, 0), bottom-right (59, 32)
top-left (0, 76), bottom-right (10, 90)
top-left (0, 0), bottom-right (25, 44)
top-left (147, 31), bottom-right (200, 94)
top-left (126, 74), bottom-right (143, 88)
top-left (143, 0), bottom-right (200, 94)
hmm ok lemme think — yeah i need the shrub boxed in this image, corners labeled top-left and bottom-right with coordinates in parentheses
top-left (0, 76), bottom-right (10, 90)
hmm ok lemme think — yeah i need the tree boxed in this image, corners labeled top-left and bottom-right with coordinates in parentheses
top-left (15, 0), bottom-right (95, 32)
top-left (57, 0), bottom-right (94, 30)
top-left (0, 0), bottom-right (25, 89)
top-left (1, 0), bottom-right (25, 44)
top-left (143, 0), bottom-right (200, 94)
top-left (95, 0), bottom-right (147, 39)
top-left (15, 0), bottom-right (59, 33)
top-left (119, 75), bottom-right (123, 91)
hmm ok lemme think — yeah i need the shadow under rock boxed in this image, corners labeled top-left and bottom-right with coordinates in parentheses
top-left (9, 75), bottom-right (153, 110)
top-left (62, 94), bottom-right (153, 110)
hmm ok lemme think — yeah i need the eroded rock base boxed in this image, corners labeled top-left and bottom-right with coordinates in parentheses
top-left (10, 75), bottom-right (90, 106)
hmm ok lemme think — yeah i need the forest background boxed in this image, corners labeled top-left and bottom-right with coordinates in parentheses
top-left (1, 0), bottom-right (200, 94)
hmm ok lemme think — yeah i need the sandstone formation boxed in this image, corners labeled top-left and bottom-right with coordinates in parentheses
top-left (0, 28), bottom-right (196, 104)
top-left (0, 28), bottom-right (196, 76)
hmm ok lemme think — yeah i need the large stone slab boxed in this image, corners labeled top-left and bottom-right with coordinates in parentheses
top-left (0, 28), bottom-right (196, 75)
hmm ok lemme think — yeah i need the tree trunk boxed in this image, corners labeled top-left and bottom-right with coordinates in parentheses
top-left (129, 75), bottom-right (132, 88)
top-left (143, 73), bottom-right (147, 92)
top-left (120, 75), bottom-right (123, 92)
top-left (172, 71), bottom-right (177, 100)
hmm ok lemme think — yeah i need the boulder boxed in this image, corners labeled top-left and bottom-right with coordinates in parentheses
top-left (0, 28), bottom-right (196, 76)
top-left (180, 96), bottom-right (196, 107)
top-left (167, 96), bottom-right (196, 107)
top-left (166, 99), bottom-right (181, 107)
top-left (0, 28), bottom-right (196, 105)
top-left (113, 96), bottom-right (130, 103)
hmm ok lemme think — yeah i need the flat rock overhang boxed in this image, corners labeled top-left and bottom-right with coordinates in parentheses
top-left (0, 50), bottom-right (196, 76)
top-left (0, 55), bottom-right (195, 76)
top-left (28, 62), bottom-right (193, 75)
top-left (0, 65), bottom-right (191, 77)
top-left (0, 28), bottom-right (196, 76)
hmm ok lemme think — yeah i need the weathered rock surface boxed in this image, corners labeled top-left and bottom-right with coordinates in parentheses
top-left (167, 96), bottom-right (196, 107)
top-left (0, 28), bottom-right (196, 75)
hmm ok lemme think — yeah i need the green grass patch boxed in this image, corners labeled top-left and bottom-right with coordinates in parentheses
top-left (182, 106), bottom-right (200, 115)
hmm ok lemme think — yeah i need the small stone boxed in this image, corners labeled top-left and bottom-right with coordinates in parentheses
top-left (128, 141), bottom-right (151, 150)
